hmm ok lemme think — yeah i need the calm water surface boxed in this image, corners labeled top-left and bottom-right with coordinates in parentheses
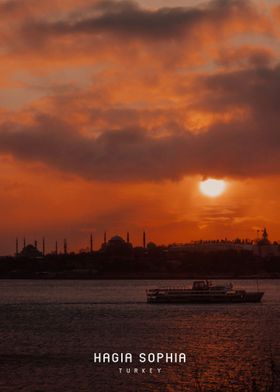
top-left (0, 279), bottom-right (279, 392)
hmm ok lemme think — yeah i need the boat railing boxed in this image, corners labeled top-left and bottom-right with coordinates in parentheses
top-left (146, 286), bottom-right (233, 294)
top-left (147, 286), bottom-right (191, 291)
top-left (147, 285), bottom-right (232, 290)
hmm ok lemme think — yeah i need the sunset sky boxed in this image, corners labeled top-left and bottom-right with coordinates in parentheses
top-left (0, 0), bottom-right (280, 255)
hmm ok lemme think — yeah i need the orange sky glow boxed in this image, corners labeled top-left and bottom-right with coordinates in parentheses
top-left (0, 0), bottom-right (280, 254)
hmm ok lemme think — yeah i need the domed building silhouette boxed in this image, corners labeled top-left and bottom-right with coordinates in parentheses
top-left (108, 235), bottom-right (126, 246)
top-left (102, 234), bottom-right (133, 256)
top-left (19, 244), bottom-right (43, 258)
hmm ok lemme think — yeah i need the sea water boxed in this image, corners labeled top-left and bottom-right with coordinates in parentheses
top-left (0, 279), bottom-right (279, 391)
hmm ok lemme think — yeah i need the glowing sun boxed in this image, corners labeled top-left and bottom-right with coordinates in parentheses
top-left (199, 178), bottom-right (226, 197)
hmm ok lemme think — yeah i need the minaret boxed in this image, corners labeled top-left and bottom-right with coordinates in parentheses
top-left (23, 237), bottom-right (26, 248)
top-left (55, 241), bottom-right (58, 255)
top-left (42, 237), bottom-right (45, 256)
top-left (126, 232), bottom-right (130, 243)
top-left (90, 233), bottom-right (93, 253)
top-left (34, 240), bottom-right (38, 249)
top-left (143, 231), bottom-right (146, 248)
top-left (104, 231), bottom-right (107, 245)
top-left (64, 239), bottom-right (68, 255)
top-left (16, 238), bottom-right (19, 256)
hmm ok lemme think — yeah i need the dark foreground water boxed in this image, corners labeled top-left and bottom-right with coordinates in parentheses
top-left (0, 280), bottom-right (279, 392)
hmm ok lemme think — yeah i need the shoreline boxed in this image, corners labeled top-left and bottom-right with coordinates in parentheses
top-left (0, 275), bottom-right (279, 280)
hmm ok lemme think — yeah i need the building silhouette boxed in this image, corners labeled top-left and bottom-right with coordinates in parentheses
top-left (102, 235), bottom-right (133, 255)
top-left (18, 244), bottom-right (43, 258)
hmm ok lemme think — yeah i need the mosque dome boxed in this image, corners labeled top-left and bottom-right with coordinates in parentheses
top-left (103, 234), bottom-right (132, 254)
top-left (109, 235), bottom-right (125, 243)
top-left (19, 244), bottom-right (43, 258)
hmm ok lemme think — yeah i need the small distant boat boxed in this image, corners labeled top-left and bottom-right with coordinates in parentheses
top-left (146, 280), bottom-right (264, 304)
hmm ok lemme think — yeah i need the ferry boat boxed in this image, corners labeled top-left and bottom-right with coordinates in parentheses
top-left (146, 280), bottom-right (264, 304)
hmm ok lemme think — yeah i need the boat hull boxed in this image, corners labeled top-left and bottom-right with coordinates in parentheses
top-left (147, 292), bottom-right (264, 304)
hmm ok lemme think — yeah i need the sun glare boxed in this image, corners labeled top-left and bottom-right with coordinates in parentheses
top-left (199, 178), bottom-right (226, 197)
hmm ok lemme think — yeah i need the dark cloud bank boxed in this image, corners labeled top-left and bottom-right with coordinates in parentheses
top-left (21, 0), bottom-right (258, 43)
top-left (1, 64), bottom-right (280, 182)
top-left (0, 114), bottom-right (278, 182)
